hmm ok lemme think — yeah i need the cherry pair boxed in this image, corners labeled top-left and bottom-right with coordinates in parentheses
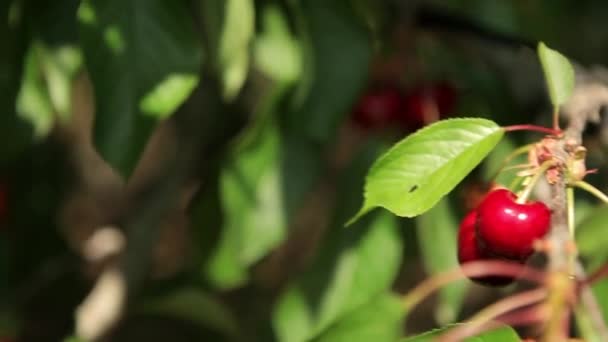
top-left (457, 189), bottom-right (551, 286)
top-left (351, 82), bottom-right (456, 131)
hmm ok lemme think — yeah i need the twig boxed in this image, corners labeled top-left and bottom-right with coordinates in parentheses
top-left (402, 260), bottom-right (545, 313)
top-left (438, 288), bottom-right (547, 342)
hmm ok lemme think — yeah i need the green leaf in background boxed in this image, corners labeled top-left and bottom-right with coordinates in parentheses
top-left (416, 197), bottom-right (468, 325)
top-left (312, 293), bottom-right (404, 342)
top-left (16, 42), bottom-right (54, 138)
top-left (205, 114), bottom-right (286, 288)
top-left (481, 135), bottom-right (522, 186)
top-left (202, 0), bottom-right (254, 100)
top-left (137, 287), bottom-right (239, 340)
top-left (254, 4), bottom-right (302, 83)
top-left (288, 0), bottom-right (372, 142)
top-left (273, 141), bottom-right (403, 342)
top-left (592, 278), bottom-right (608, 334)
top-left (16, 41), bottom-right (81, 138)
top-left (218, 0), bottom-right (253, 100)
top-left (576, 206), bottom-right (608, 272)
top-left (349, 118), bottom-right (504, 224)
top-left (203, 83), bottom-right (322, 289)
top-left (78, 0), bottom-right (202, 178)
top-left (0, 0), bottom-right (33, 162)
top-left (402, 324), bottom-right (520, 342)
top-left (537, 42), bottom-right (575, 108)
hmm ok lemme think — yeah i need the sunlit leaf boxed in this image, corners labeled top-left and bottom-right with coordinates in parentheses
top-left (402, 324), bottom-right (520, 341)
top-left (203, 84), bottom-right (322, 289)
top-left (313, 293), bottom-right (404, 342)
top-left (349, 118), bottom-right (504, 224)
top-left (254, 4), bottom-right (302, 83)
top-left (16, 43), bottom-right (54, 138)
top-left (79, 0), bottom-right (202, 177)
top-left (537, 42), bottom-right (575, 108)
top-left (273, 141), bottom-right (402, 342)
top-left (202, 0), bottom-right (254, 100)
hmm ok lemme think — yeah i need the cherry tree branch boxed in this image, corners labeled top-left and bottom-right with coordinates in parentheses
top-left (541, 69), bottom-right (608, 341)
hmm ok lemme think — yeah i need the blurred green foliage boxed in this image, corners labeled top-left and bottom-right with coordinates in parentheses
top-left (2, 1), bottom-right (608, 341)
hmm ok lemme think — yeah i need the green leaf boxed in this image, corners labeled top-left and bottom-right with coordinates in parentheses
top-left (288, 0), bottom-right (372, 142)
top-left (137, 287), bottom-right (239, 340)
top-left (537, 42), bottom-right (575, 108)
top-left (16, 43), bottom-right (54, 138)
top-left (402, 324), bottom-right (520, 341)
top-left (203, 84), bottom-right (322, 288)
top-left (416, 197), bottom-right (468, 325)
top-left (312, 293), bottom-right (404, 342)
top-left (350, 118), bottom-right (504, 224)
top-left (273, 141), bottom-right (403, 342)
top-left (79, 0), bottom-right (202, 178)
top-left (254, 4), bottom-right (302, 83)
top-left (206, 115), bottom-right (286, 288)
top-left (591, 279), bottom-right (608, 330)
top-left (481, 135), bottom-right (522, 186)
top-left (576, 206), bottom-right (608, 271)
top-left (202, 0), bottom-right (254, 100)
top-left (16, 41), bottom-right (81, 138)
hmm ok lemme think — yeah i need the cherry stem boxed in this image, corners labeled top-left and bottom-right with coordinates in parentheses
top-left (508, 175), bottom-right (525, 192)
top-left (574, 180), bottom-right (608, 205)
top-left (553, 106), bottom-right (561, 131)
top-left (489, 143), bottom-right (534, 182)
top-left (401, 261), bottom-right (545, 314)
top-left (437, 290), bottom-right (547, 342)
top-left (503, 124), bottom-right (562, 136)
top-left (516, 161), bottom-right (554, 204)
top-left (567, 187), bottom-right (575, 239)
top-left (587, 264), bottom-right (608, 285)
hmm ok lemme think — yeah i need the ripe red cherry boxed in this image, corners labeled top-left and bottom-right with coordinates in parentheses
top-left (458, 210), bottom-right (517, 286)
top-left (400, 82), bottom-right (456, 130)
top-left (351, 84), bottom-right (402, 130)
top-left (476, 189), bottom-right (551, 260)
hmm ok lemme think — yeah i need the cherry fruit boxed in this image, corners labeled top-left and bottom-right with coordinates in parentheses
top-left (476, 189), bottom-right (551, 260)
top-left (457, 210), bottom-right (517, 286)
top-left (400, 82), bottom-right (456, 131)
top-left (351, 84), bottom-right (402, 130)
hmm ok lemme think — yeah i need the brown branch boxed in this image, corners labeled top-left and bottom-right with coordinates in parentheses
top-left (541, 67), bottom-right (608, 341)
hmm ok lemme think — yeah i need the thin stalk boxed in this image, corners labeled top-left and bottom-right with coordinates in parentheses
top-left (574, 181), bottom-right (608, 204)
top-left (504, 124), bottom-right (561, 136)
top-left (516, 161), bottom-right (554, 204)
top-left (438, 289), bottom-right (547, 342)
top-left (489, 143), bottom-right (534, 181)
top-left (402, 261), bottom-right (545, 313)
top-left (567, 187), bottom-right (575, 238)
top-left (553, 106), bottom-right (561, 131)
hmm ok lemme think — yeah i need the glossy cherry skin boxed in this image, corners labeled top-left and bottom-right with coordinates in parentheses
top-left (351, 85), bottom-right (402, 130)
top-left (458, 210), bottom-right (517, 286)
top-left (476, 189), bottom-right (551, 260)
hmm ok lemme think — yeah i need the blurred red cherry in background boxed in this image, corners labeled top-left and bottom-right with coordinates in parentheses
top-left (400, 81), bottom-right (457, 131)
top-left (351, 84), bottom-right (402, 130)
